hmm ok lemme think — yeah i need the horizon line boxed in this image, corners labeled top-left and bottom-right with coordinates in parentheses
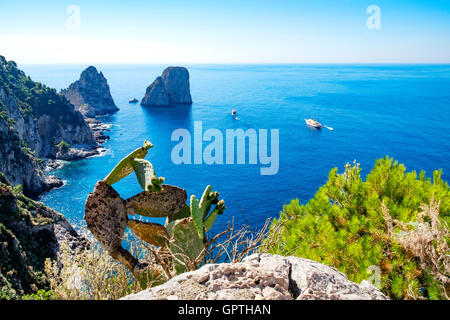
top-left (17, 61), bottom-right (450, 66)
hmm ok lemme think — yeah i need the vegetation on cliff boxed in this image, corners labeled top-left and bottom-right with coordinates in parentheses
top-left (0, 56), bottom-right (85, 125)
top-left (0, 173), bottom-right (84, 299)
top-left (266, 157), bottom-right (449, 300)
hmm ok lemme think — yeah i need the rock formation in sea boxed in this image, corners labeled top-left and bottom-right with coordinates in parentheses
top-left (61, 66), bottom-right (118, 117)
top-left (141, 66), bottom-right (192, 107)
top-left (0, 173), bottom-right (87, 299)
top-left (122, 253), bottom-right (387, 300)
top-left (0, 56), bottom-right (99, 195)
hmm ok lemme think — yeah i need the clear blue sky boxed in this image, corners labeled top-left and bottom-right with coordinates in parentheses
top-left (0, 0), bottom-right (449, 63)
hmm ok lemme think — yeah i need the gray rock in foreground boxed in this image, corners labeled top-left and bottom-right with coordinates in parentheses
top-left (61, 66), bottom-right (118, 117)
top-left (121, 254), bottom-right (387, 300)
top-left (141, 67), bottom-right (192, 107)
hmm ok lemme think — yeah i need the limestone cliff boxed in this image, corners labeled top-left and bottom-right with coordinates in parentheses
top-left (141, 67), bottom-right (192, 107)
top-left (61, 66), bottom-right (118, 117)
top-left (0, 56), bottom-right (97, 195)
top-left (0, 173), bottom-right (86, 299)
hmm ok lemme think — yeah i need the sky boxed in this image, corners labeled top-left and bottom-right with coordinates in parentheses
top-left (0, 0), bottom-right (449, 64)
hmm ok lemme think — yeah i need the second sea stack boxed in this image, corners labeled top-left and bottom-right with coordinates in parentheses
top-left (141, 67), bottom-right (192, 107)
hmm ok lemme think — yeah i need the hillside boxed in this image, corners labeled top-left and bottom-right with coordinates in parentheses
top-left (0, 173), bottom-right (86, 299)
top-left (0, 56), bottom-right (97, 195)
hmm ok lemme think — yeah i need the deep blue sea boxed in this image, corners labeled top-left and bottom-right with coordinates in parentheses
top-left (21, 64), bottom-right (450, 234)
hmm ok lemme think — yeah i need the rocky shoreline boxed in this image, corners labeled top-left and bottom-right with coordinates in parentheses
top-left (41, 66), bottom-right (117, 185)
top-left (44, 118), bottom-right (111, 173)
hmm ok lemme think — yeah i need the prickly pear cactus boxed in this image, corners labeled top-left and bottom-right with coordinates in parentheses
top-left (190, 195), bottom-right (204, 240)
top-left (104, 140), bottom-right (153, 185)
top-left (125, 185), bottom-right (187, 217)
top-left (84, 140), bottom-right (226, 279)
top-left (168, 217), bottom-right (205, 274)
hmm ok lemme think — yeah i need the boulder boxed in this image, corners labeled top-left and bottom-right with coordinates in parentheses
top-left (141, 67), bottom-right (192, 107)
top-left (121, 253), bottom-right (387, 300)
top-left (61, 66), bottom-right (118, 117)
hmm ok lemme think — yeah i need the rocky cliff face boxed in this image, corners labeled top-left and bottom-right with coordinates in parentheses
top-left (0, 173), bottom-right (86, 299)
top-left (0, 57), bottom-right (98, 195)
top-left (0, 116), bottom-right (62, 196)
top-left (141, 67), bottom-right (192, 107)
top-left (61, 66), bottom-right (118, 117)
top-left (122, 254), bottom-right (387, 300)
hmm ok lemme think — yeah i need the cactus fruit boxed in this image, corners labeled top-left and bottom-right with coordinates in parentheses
top-left (168, 217), bottom-right (206, 274)
top-left (127, 220), bottom-right (169, 247)
top-left (104, 140), bottom-right (153, 185)
top-left (125, 185), bottom-right (187, 217)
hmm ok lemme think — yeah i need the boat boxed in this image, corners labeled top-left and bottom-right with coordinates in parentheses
top-left (232, 109), bottom-right (237, 116)
top-left (304, 118), bottom-right (322, 129)
top-left (129, 98), bottom-right (139, 103)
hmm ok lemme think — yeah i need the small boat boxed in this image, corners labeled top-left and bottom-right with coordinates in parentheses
top-left (304, 118), bottom-right (322, 129)
top-left (129, 98), bottom-right (139, 103)
top-left (232, 109), bottom-right (237, 116)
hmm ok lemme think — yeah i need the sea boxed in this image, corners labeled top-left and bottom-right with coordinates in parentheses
top-left (20, 64), bottom-right (450, 234)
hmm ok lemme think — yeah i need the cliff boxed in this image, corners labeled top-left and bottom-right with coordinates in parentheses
top-left (61, 66), bottom-right (118, 117)
top-left (0, 173), bottom-right (86, 299)
top-left (141, 67), bottom-right (192, 107)
top-left (0, 56), bottom-right (97, 195)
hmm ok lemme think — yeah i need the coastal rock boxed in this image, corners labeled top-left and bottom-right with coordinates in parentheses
top-left (141, 67), bottom-right (192, 107)
top-left (0, 57), bottom-right (99, 195)
top-left (61, 66), bottom-right (118, 117)
top-left (84, 117), bottom-right (111, 144)
top-left (121, 254), bottom-right (387, 300)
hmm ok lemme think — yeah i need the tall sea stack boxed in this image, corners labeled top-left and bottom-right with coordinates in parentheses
top-left (61, 66), bottom-right (118, 117)
top-left (141, 66), bottom-right (192, 107)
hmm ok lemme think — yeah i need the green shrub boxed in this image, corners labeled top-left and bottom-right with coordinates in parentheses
top-left (56, 140), bottom-right (71, 153)
top-left (266, 157), bottom-right (449, 300)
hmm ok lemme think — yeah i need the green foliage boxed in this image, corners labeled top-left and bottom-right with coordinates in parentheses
top-left (56, 140), bottom-right (71, 153)
top-left (22, 289), bottom-right (56, 300)
top-left (0, 57), bottom-right (84, 124)
top-left (266, 157), bottom-right (449, 300)
top-left (0, 173), bottom-right (60, 299)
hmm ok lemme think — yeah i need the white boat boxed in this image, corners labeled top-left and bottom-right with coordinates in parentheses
top-left (304, 118), bottom-right (322, 129)
top-left (129, 98), bottom-right (139, 103)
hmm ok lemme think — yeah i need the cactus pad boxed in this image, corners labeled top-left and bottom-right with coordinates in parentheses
top-left (190, 195), bottom-right (204, 240)
top-left (125, 185), bottom-right (187, 217)
top-left (127, 219), bottom-right (169, 247)
top-left (104, 140), bottom-right (153, 185)
top-left (84, 180), bottom-right (128, 252)
top-left (169, 217), bottom-right (205, 274)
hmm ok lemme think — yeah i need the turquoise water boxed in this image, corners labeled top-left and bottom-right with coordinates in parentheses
top-left (21, 64), bottom-right (450, 233)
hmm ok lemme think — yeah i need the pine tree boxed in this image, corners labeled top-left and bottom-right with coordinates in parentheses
top-left (266, 157), bottom-right (449, 299)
